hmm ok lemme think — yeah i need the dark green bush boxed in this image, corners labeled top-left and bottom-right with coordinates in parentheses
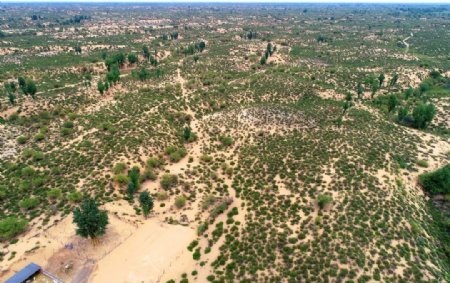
top-left (419, 164), bottom-right (450, 195)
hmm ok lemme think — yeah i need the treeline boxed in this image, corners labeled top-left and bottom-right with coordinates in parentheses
top-left (373, 70), bottom-right (448, 130)
top-left (97, 46), bottom-right (162, 94)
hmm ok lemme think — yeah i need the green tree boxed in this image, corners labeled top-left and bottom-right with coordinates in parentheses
top-left (74, 46), bottom-right (82, 54)
top-left (260, 55), bottom-right (267, 65)
top-left (127, 53), bottom-right (138, 64)
top-left (357, 82), bottom-right (363, 99)
top-left (128, 166), bottom-right (140, 190)
top-left (412, 103), bottom-right (436, 129)
top-left (139, 191), bottom-right (154, 218)
top-left (183, 127), bottom-right (191, 141)
top-left (397, 107), bottom-right (408, 122)
top-left (25, 79), bottom-right (37, 98)
top-left (97, 81), bottom-right (105, 95)
top-left (106, 64), bottom-right (120, 84)
top-left (389, 73), bottom-right (399, 87)
top-left (18, 77), bottom-right (26, 90)
top-left (142, 45), bottom-right (150, 60)
top-left (404, 87), bottom-right (413, 99)
top-left (73, 198), bottom-right (109, 240)
top-left (8, 92), bottom-right (16, 105)
top-left (317, 194), bottom-right (332, 210)
top-left (371, 81), bottom-right (379, 99)
top-left (378, 73), bottom-right (385, 87)
top-left (137, 68), bottom-right (150, 81)
top-left (387, 94), bottom-right (398, 113)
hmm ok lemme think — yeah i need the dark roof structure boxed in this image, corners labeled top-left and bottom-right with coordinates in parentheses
top-left (5, 262), bottom-right (41, 283)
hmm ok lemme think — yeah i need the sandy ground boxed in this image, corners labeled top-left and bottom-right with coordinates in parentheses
top-left (90, 220), bottom-right (195, 283)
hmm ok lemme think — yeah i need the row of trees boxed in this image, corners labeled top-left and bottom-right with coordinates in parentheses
top-left (260, 42), bottom-right (276, 65)
top-left (183, 41), bottom-right (206, 56)
top-left (356, 72), bottom-right (399, 100)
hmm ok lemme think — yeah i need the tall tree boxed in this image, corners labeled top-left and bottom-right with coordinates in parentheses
top-left (139, 191), bottom-right (154, 218)
top-left (127, 53), bottom-right (138, 65)
top-left (73, 198), bottom-right (108, 240)
top-left (412, 103), bottom-right (436, 129)
top-left (142, 45), bottom-right (150, 60)
top-left (25, 79), bottom-right (37, 98)
top-left (357, 82), bottom-right (363, 99)
top-left (378, 73), bottom-right (385, 87)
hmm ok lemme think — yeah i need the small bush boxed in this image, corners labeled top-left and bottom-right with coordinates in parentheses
top-left (17, 135), bottom-right (28, 144)
top-left (416, 159), bottom-right (429, 168)
top-left (68, 191), bottom-right (83, 202)
top-left (114, 174), bottom-right (129, 186)
top-left (317, 194), bottom-right (332, 209)
top-left (175, 195), bottom-right (187, 208)
top-left (113, 162), bottom-right (127, 174)
top-left (219, 135), bottom-right (233, 146)
top-left (47, 188), bottom-right (62, 199)
top-left (19, 197), bottom-right (39, 210)
top-left (160, 174), bottom-right (178, 190)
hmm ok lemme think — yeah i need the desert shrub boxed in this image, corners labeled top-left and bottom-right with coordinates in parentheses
top-left (175, 195), bottom-right (187, 208)
top-left (114, 174), bottom-right (129, 186)
top-left (419, 164), bottom-right (450, 195)
top-left (219, 135), bottom-right (234, 146)
top-left (21, 166), bottom-right (34, 177)
top-left (34, 133), bottom-right (45, 142)
top-left (113, 162), bottom-right (127, 174)
top-left (47, 188), bottom-right (62, 199)
top-left (200, 154), bottom-right (213, 163)
top-left (156, 190), bottom-right (169, 201)
top-left (19, 197), bottom-right (39, 210)
top-left (147, 157), bottom-right (162, 169)
top-left (140, 169), bottom-right (157, 182)
top-left (160, 174), bottom-right (178, 190)
top-left (197, 222), bottom-right (208, 235)
top-left (187, 240), bottom-right (198, 251)
top-left (416, 159), bottom-right (429, 168)
top-left (202, 194), bottom-right (217, 210)
top-left (0, 217), bottom-right (28, 241)
top-left (317, 194), bottom-right (332, 209)
top-left (68, 191), bottom-right (83, 202)
top-left (17, 135), bottom-right (28, 144)
top-left (62, 121), bottom-right (74, 128)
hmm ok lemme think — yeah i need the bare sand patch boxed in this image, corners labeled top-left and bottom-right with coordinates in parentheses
top-left (89, 220), bottom-right (195, 283)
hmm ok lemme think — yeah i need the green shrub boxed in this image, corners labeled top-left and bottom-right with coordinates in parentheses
top-left (160, 174), bottom-right (178, 190)
top-left (34, 133), bottom-right (45, 142)
top-left (175, 195), bottom-right (187, 208)
top-left (416, 159), bottom-right (429, 168)
top-left (68, 191), bottom-right (83, 202)
top-left (47, 188), bottom-right (62, 199)
top-left (113, 162), bottom-right (127, 174)
top-left (114, 174), bottom-right (129, 186)
top-left (0, 217), bottom-right (28, 240)
top-left (17, 135), bottom-right (28, 144)
top-left (317, 194), bottom-right (332, 209)
top-left (147, 157), bottom-right (162, 168)
top-left (419, 164), bottom-right (450, 195)
top-left (19, 197), bottom-right (39, 210)
top-left (219, 135), bottom-right (234, 146)
top-left (156, 190), bottom-right (169, 201)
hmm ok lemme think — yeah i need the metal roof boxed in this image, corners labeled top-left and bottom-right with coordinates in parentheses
top-left (5, 263), bottom-right (41, 283)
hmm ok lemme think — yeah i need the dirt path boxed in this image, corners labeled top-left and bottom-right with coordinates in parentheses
top-left (403, 32), bottom-right (413, 53)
